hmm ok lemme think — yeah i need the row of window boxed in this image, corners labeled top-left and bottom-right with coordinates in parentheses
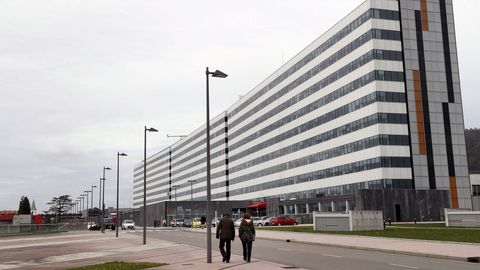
top-left (229, 49), bottom-right (403, 153)
top-left (133, 111), bottom-right (408, 199)
top-left (170, 126), bottom-right (226, 165)
top-left (170, 117), bottom-right (226, 154)
top-left (284, 179), bottom-right (413, 201)
top-left (134, 151), bottom-right (169, 177)
top-left (134, 69), bottom-right (405, 189)
top-left (229, 28), bottom-right (395, 138)
top-left (230, 103), bottom-right (408, 173)
top-left (213, 156), bottom-right (411, 199)
top-left (228, 8), bottom-right (399, 119)
top-left (228, 134), bottom-right (409, 186)
top-left (173, 47), bottom-right (403, 177)
top-left (229, 87), bottom-right (406, 164)
top-left (135, 134), bottom-right (409, 199)
top-left (230, 90), bottom-right (405, 169)
top-left (229, 31), bottom-right (402, 131)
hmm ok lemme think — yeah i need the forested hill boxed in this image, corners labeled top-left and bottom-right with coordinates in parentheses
top-left (466, 128), bottom-right (480, 173)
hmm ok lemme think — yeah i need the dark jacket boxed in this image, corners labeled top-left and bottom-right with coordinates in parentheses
top-left (239, 219), bottom-right (256, 242)
top-left (216, 217), bottom-right (235, 240)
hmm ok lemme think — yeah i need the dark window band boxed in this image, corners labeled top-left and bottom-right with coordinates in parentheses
top-left (220, 156), bottom-right (411, 199)
top-left (228, 8), bottom-right (399, 119)
top-left (230, 31), bottom-right (402, 130)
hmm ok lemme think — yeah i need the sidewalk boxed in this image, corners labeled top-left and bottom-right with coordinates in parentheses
top-left (184, 227), bottom-right (480, 262)
top-left (0, 230), bottom-right (306, 270)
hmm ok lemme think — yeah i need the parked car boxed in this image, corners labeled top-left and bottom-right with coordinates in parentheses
top-left (192, 218), bottom-right (202, 228)
top-left (250, 217), bottom-right (261, 226)
top-left (87, 222), bottom-right (97, 229)
top-left (254, 216), bottom-right (272, 226)
top-left (121, 220), bottom-right (135, 230)
top-left (259, 217), bottom-right (275, 226)
top-left (271, 216), bottom-right (298, 226)
top-left (170, 219), bottom-right (184, 227)
top-left (183, 219), bottom-right (192, 227)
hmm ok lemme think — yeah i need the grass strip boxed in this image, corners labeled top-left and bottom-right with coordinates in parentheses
top-left (257, 226), bottom-right (480, 243)
top-left (67, 261), bottom-right (166, 270)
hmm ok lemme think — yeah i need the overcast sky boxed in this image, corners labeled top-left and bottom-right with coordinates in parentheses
top-left (1, 0), bottom-right (479, 212)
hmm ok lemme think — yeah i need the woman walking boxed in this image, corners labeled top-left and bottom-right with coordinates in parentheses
top-left (239, 213), bottom-right (255, 263)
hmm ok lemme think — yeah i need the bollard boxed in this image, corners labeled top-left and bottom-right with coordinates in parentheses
top-left (388, 218), bottom-right (391, 225)
top-left (414, 218), bottom-right (417, 224)
top-left (383, 220), bottom-right (386, 228)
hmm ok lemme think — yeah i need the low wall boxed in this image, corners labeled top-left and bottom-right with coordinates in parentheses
top-left (350, 210), bottom-right (384, 231)
top-left (472, 196), bottom-right (480, 211)
top-left (445, 208), bottom-right (480, 227)
top-left (313, 211), bottom-right (383, 231)
top-left (314, 213), bottom-right (349, 231)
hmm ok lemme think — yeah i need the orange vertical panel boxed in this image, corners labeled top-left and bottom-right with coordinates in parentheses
top-left (421, 0), bottom-right (429, 31)
top-left (413, 70), bottom-right (427, 155)
top-left (449, 176), bottom-right (459, 208)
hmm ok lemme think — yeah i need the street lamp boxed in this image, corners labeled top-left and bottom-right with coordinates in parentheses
top-left (205, 67), bottom-right (228, 263)
top-left (84, 190), bottom-right (91, 227)
top-left (116, 152), bottom-right (128, 238)
top-left (78, 196), bottom-right (85, 216)
top-left (172, 185), bottom-right (180, 201)
top-left (101, 166), bottom-right (112, 233)
top-left (91, 185), bottom-right (97, 223)
top-left (99, 178), bottom-right (102, 209)
top-left (187, 180), bottom-right (196, 201)
top-left (144, 126), bottom-right (158, 245)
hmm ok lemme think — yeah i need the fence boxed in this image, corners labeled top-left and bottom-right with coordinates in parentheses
top-left (0, 223), bottom-right (86, 234)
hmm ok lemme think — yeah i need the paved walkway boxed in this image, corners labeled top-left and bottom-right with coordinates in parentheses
top-left (183, 227), bottom-right (480, 262)
top-left (0, 230), bottom-right (306, 270)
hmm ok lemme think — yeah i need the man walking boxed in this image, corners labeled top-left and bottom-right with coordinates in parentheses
top-left (216, 213), bottom-right (235, 263)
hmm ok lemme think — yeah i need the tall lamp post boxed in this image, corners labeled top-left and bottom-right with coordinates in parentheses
top-left (84, 190), bottom-right (91, 226)
top-left (101, 166), bottom-right (112, 233)
top-left (144, 126), bottom-right (158, 245)
top-left (172, 185), bottom-right (180, 201)
top-left (116, 152), bottom-right (128, 238)
top-left (99, 178), bottom-right (103, 209)
top-left (187, 180), bottom-right (196, 201)
top-left (205, 67), bottom-right (228, 263)
top-left (91, 185), bottom-right (97, 223)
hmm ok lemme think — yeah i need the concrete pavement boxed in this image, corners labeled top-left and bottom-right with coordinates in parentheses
top-left (183, 226), bottom-right (480, 262)
top-left (0, 230), bottom-right (306, 270)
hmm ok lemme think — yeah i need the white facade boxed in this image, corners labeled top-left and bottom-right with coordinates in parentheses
top-left (133, 0), bottom-right (470, 210)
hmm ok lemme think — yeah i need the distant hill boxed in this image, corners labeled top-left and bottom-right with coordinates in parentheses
top-left (465, 128), bottom-right (480, 173)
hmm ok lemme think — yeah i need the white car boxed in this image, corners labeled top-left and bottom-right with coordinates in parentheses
top-left (121, 220), bottom-right (135, 230)
top-left (87, 222), bottom-right (97, 229)
top-left (257, 217), bottom-right (274, 226)
top-left (234, 218), bottom-right (243, 227)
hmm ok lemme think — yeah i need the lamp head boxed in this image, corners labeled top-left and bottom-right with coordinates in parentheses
top-left (119, 152), bottom-right (128, 156)
top-left (211, 70), bottom-right (228, 78)
top-left (104, 167), bottom-right (112, 170)
top-left (147, 127), bottom-right (158, 132)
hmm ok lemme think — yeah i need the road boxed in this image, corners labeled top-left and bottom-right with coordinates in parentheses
top-left (139, 228), bottom-right (479, 270)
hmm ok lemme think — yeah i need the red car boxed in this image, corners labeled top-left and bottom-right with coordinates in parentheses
top-left (271, 216), bottom-right (298, 226)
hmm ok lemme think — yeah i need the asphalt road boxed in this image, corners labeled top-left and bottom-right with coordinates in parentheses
top-left (139, 228), bottom-right (479, 270)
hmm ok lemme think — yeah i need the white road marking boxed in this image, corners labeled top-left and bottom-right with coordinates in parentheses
top-left (277, 248), bottom-right (292, 251)
top-left (389, 263), bottom-right (419, 269)
top-left (322, 254), bottom-right (343, 258)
